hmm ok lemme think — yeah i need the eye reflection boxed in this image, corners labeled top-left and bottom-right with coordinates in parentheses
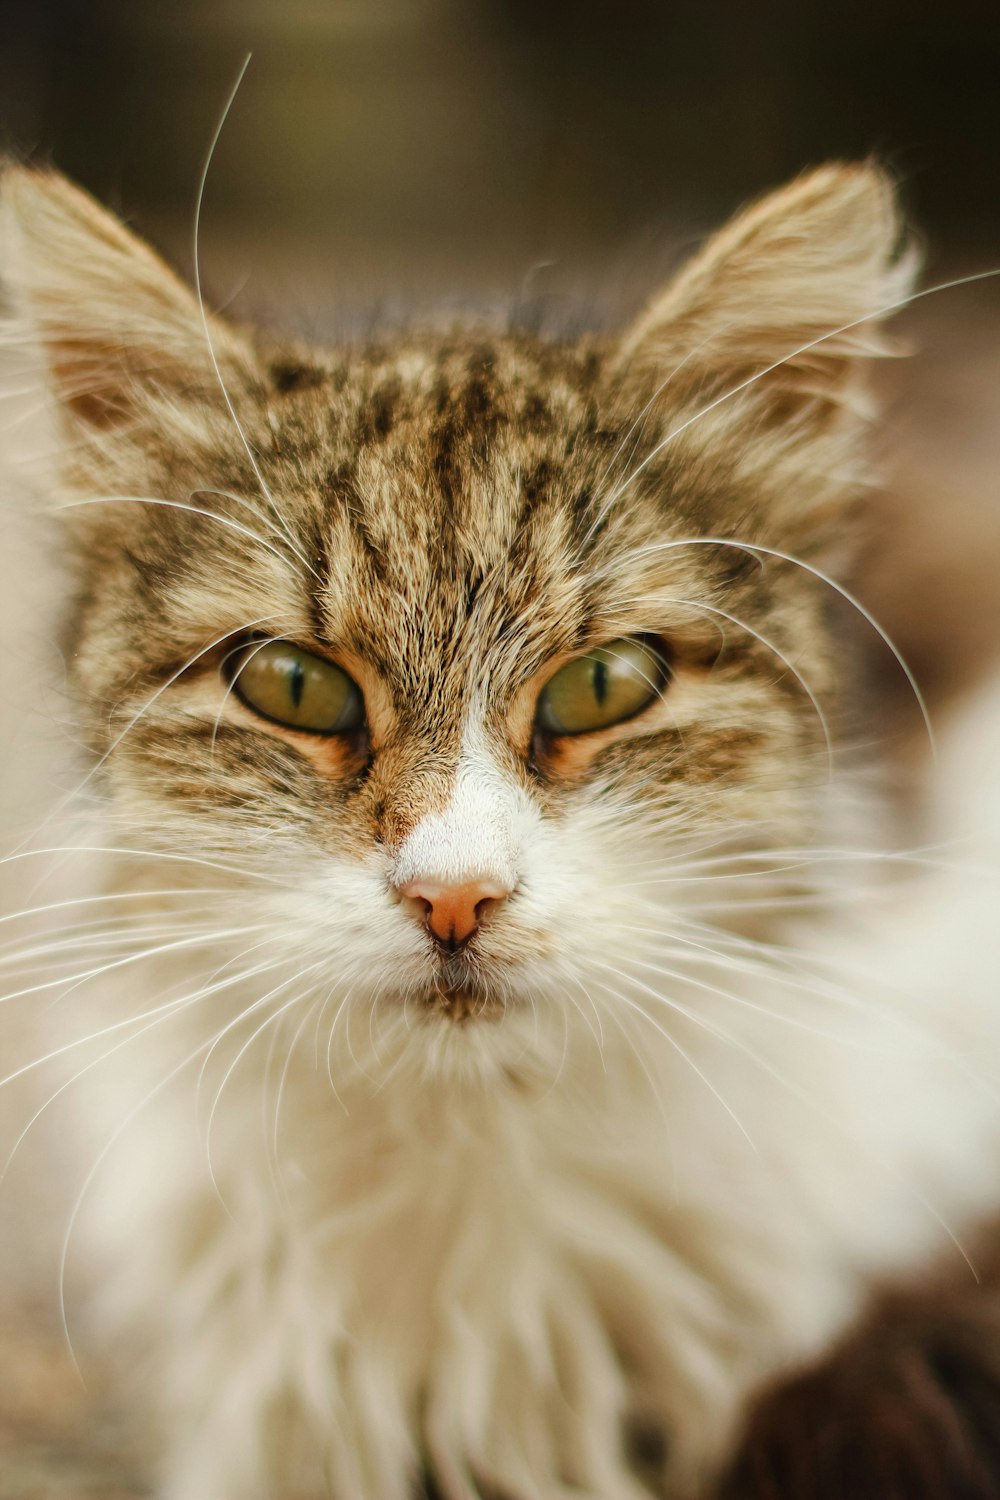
top-left (536, 637), bottom-right (668, 736)
top-left (227, 640), bottom-right (365, 735)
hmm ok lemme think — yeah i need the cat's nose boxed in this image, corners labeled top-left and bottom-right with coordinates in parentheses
top-left (397, 877), bottom-right (510, 951)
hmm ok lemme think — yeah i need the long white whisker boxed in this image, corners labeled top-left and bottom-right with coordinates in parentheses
top-left (671, 595), bottom-right (835, 773)
top-left (324, 987), bottom-right (357, 1108)
top-left (593, 968), bottom-right (757, 1150)
top-left (599, 970), bottom-right (980, 1281)
top-left (597, 535), bottom-right (934, 754)
top-left (0, 924), bottom-right (268, 1007)
top-left (53, 495), bottom-right (294, 572)
top-left (0, 845), bottom-right (283, 884)
top-left (196, 487), bottom-right (320, 582)
top-left (609, 943), bottom-right (879, 1045)
top-left (595, 265), bottom-right (1000, 531)
top-left (270, 994), bottom-right (324, 1187)
top-left (210, 633), bottom-right (283, 761)
top-left (0, 918), bottom-right (247, 977)
top-left (100, 614), bottom-right (278, 766)
top-left (1, 952), bottom-right (288, 1176)
top-left (0, 885), bottom-right (243, 932)
top-left (203, 970), bottom-right (323, 1203)
top-left (553, 960), bottom-right (606, 1054)
top-left (57, 1013), bottom-right (262, 1380)
top-left (192, 54), bottom-right (320, 581)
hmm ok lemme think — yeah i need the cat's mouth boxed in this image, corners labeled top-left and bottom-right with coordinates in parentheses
top-left (415, 975), bottom-right (505, 1023)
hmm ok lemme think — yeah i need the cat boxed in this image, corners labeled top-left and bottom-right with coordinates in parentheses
top-left (2, 158), bottom-right (1000, 1499)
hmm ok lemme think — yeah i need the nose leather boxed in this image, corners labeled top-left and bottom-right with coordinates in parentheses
top-left (398, 878), bottom-right (510, 949)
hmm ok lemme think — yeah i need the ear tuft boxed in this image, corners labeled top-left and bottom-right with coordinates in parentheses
top-left (616, 162), bottom-right (918, 421)
top-left (1, 163), bottom-right (249, 428)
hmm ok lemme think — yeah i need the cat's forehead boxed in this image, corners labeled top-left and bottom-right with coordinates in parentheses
top-left (300, 330), bottom-right (616, 545)
top-left (77, 323), bottom-right (723, 714)
top-left (277, 332), bottom-right (660, 682)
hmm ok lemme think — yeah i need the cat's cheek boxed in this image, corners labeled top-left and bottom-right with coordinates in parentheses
top-left (266, 860), bottom-right (432, 978)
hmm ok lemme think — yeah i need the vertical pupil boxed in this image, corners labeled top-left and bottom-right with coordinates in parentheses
top-left (592, 657), bottom-right (609, 706)
top-left (288, 658), bottom-right (306, 709)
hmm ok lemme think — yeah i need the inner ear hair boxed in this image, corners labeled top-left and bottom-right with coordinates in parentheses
top-left (0, 162), bottom-right (252, 428)
top-left (614, 162), bottom-right (918, 419)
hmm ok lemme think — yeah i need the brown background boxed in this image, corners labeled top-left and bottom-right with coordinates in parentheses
top-left (1, 1), bottom-right (998, 305)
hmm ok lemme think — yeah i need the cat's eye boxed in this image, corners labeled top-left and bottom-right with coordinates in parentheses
top-left (227, 640), bottom-right (364, 735)
top-left (535, 637), bottom-right (668, 736)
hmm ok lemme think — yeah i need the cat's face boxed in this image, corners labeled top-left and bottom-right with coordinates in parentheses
top-left (1, 163), bottom-right (912, 1064)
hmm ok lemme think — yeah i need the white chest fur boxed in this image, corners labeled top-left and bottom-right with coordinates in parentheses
top-left (70, 845), bottom-right (1000, 1500)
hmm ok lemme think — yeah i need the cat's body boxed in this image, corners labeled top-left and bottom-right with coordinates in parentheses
top-left (2, 161), bottom-right (999, 1498)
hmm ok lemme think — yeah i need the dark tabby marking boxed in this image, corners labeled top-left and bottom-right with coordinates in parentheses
top-left (269, 356), bottom-right (329, 394)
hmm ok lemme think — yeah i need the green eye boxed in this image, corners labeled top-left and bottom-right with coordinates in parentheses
top-left (229, 640), bottom-right (364, 735)
top-left (536, 637), bottom-right (668, 736)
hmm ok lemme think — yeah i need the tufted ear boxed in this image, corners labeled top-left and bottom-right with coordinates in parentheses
top-left (0, 164), bottom-right (253, 430)
top-left (615, 163), bottom-right (917, 436)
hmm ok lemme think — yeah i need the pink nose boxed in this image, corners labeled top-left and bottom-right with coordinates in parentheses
top-left (398, 878), bottom-right (510, 950)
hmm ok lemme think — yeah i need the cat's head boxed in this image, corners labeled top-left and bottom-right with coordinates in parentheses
top-left (0, 163), bottom-right (913, 1073)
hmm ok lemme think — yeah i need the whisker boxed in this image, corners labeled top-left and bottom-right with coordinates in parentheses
top-left (191, 54), bottom-right (321, 582)
top-left (57, 1007), bottom-right (270, 1381)
top-left (553, 959), bottom-right (606, 1055)
top-left (325, 988), bottom-right (356, 1108)
top-left (203, 970), bottom-right (323, 1205)
top-left (606, 942), bottom-right (883, 1045)
top-left (0, 845), bottom-right (284, 884)
top-left (211, 633), bottom-right (284, 762)
top-left (591, 966), bottom-right (757, 1150)
top-left (53, 494), bottom-right (295, 573)
top-left (270, 992), bottom-right (323, 1187)
top-left (0, 924), bottom-right (269, 1007)
top-left (671, 595), bottom-right (835, 774)
top-left (595, 995), bottom-right (676, 1136)
top-left (0, 885), bottom-right (244, 932)
top-left (594, 264), bottom-right (1000, 534)
top-left (589, 535), bottom-right (934, 754)
top-left (595, 968), bottom-right (981, 1283)
top-left (196, 487), bottom-right (320, 584)
top-left (1, 952), bottom-right (289, 1177)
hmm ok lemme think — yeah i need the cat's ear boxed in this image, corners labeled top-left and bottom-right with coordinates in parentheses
top-left (615, 163), bottom-right (917, 437)
top-left (0, 164), bottom-right (252, 429)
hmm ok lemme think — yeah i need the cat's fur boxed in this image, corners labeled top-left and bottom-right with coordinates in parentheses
top-left (2, 161), bottom-right (1000, 1499)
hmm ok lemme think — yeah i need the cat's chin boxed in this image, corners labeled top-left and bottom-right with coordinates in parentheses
top-left (417, 980), bottom-right (505, 1023)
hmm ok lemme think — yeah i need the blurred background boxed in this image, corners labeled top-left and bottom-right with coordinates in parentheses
top-left (2, 0), bottom-right (999, 300)
top-left (0, 1), bottom-right (995, 301)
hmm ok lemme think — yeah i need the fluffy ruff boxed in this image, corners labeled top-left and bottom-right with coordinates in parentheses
top-left (74, 802), bottom-right (1000, 1500)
